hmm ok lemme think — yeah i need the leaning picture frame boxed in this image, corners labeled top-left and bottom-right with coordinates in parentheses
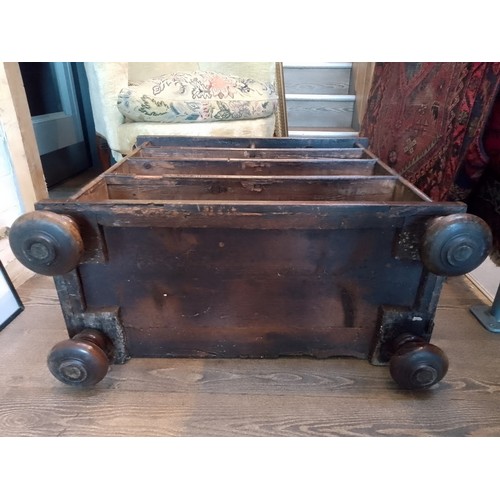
top-left (0, 260), bottom-right (24, 331)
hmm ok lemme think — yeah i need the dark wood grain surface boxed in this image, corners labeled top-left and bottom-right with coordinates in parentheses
top-left (1, 273), bottom-right (500, 436)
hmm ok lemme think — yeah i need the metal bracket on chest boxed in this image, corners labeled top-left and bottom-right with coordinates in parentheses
top-left (69, 308), bottom-right (129, 364)
top-left (392, 219), bottom-right (427, 261)
top-left (54, 272), bottom-right (129, 363)
top-left (369, 305), bottom-right (434, 365)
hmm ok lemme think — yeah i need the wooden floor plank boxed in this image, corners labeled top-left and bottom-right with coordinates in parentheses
top-left (1, 274), bottom-right (500, 436)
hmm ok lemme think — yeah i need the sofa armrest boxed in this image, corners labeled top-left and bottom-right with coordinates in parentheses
top-left (84, 62), bottom-right (128, 153)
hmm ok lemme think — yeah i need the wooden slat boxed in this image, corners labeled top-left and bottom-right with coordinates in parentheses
top-left (136, 147), bottom-right (368, 160)
top-left (72, 177), bottom-right (109, 201)
top-left (137, 135), bottom-right (370, 149)
top-left (363, 149), bottom-right (433, 202)
top-left (115, 157), bottom-right (379, 177)
top-left (35, 201), bottom-right (465, 231)
top-left (106, 173), bottom-right (392, 182)
top-left (104, 176), bottom-right (400, 202)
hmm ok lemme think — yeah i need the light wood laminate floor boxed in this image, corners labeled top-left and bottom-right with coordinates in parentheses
top-left (1, 272), bottom-right (500, 437)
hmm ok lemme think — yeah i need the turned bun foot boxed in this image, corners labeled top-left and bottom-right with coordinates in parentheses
top-left (9, 211), bottom-right (83, 276)
top-left (47, 330), bottom-right (113, 387)
top-left (420, 213), bottom-right (492, 276)
top-left (389, 335), bottom-right (449, 390)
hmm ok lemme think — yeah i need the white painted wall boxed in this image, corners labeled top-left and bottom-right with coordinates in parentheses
top-left (0, 120), bottom-right (27, 287)
top-left (468, 257), bottom-right (500, 302)
top-left (0, 123), bottom-right (23, 229)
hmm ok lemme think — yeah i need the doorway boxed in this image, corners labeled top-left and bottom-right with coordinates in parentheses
top-left (19, 62), bottom-right (98, 188)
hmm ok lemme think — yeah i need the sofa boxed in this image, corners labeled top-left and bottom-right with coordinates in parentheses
top-left (84, 62), bottom-right (280, 162)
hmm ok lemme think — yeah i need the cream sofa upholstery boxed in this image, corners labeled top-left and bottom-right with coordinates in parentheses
top-left (84, 62), bottom-right (278, 162)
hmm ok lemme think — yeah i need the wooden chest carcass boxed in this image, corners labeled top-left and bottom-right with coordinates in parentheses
top-left (10, 136), bottom-right (492, 389)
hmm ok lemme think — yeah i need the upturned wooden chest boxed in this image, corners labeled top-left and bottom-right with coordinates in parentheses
top-left (10, 136), bottom-right (492, 389)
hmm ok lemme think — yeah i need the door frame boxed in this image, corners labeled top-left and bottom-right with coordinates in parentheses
top-left (0, 62), bottom-right (47, 212)
top-left (351, 62), bottom-right (376, 130)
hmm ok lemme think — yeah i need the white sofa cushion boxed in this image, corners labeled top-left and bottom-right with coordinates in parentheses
top-left (117, 115), bottom-right (276, 155)
top-left (117, 70), bottom-right (277, 123)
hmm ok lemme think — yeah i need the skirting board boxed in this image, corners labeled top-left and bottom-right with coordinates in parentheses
top-left (467, 257), bottom-right (500, 303)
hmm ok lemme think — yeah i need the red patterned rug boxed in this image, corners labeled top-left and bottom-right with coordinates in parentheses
top-left (360, 62), bottom-right (500, 259)
top-left (361, 63), bottom-right (500, 200)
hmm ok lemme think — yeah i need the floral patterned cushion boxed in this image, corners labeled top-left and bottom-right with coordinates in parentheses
top-left (117, 71), bottom-right (277, 123)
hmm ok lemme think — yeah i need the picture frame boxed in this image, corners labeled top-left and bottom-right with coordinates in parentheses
top-left (0, 260), bottom-right (24, 331)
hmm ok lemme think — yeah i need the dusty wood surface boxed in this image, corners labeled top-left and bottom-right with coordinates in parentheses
top-left (137, 146), bottom-right (365, 160)
top-left (119, 158), bottom-right (379, 176)
top-left (105, 175), bottom-right (399, 202)
top-left (1, 273), bottom-right (500, 436)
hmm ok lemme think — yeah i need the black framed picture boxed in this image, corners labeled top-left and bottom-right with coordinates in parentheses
top-left (0, 260), bottom-right (24, 331)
